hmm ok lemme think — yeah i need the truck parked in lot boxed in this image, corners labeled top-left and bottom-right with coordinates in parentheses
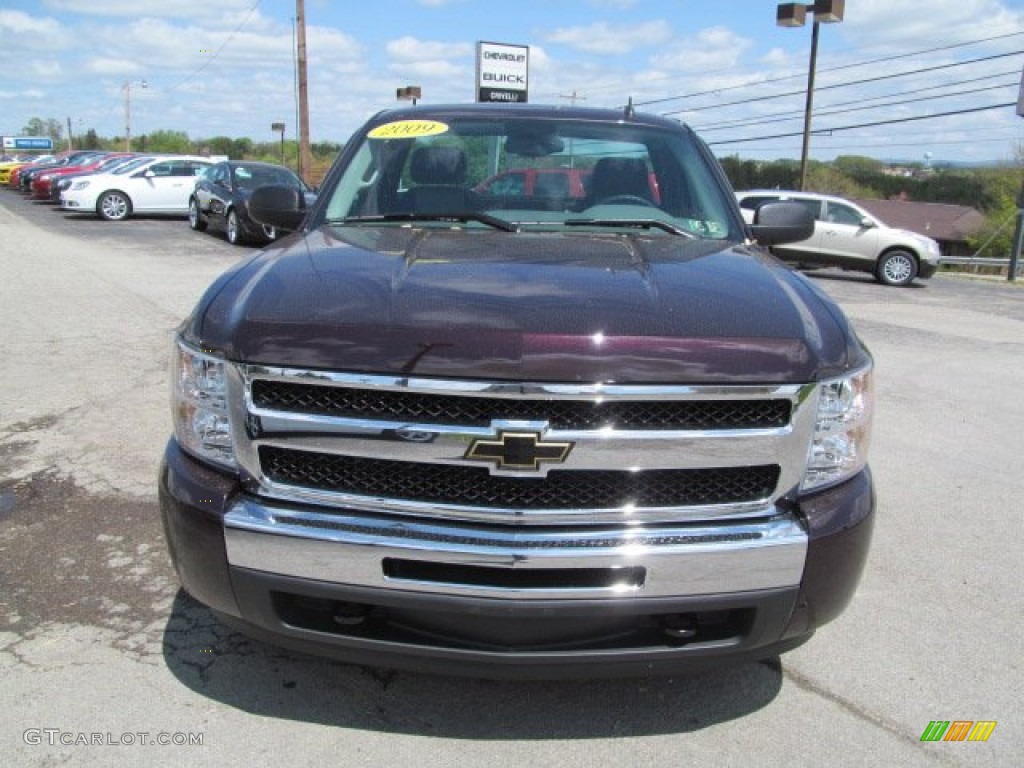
top-left (160, 103), bottom-right (875, 678)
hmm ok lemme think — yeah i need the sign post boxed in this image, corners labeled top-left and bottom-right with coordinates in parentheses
top-left (271, 123), bottom-right (286, 168)
top-left (475, 42), bottom-right (529, 103)
top-left (396, 86), bottom-right (421, 106)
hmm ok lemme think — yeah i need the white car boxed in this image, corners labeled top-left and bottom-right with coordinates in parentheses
top-left (736, 189), bottom-right (942, 287)
top-left (60, 155), bottom-right (214, 221)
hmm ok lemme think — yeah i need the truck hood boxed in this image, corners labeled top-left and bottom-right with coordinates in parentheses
top-left (194, 225), bottom-right (861, 383)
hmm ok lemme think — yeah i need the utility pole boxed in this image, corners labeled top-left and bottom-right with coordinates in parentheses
top-left (1009, 181), bottom-right (1023, 282)
top-left (66, 116), bottom-right (73, 150)
top-left (296, 0), bottom-right (312, 185)
top-left (557, 92), bottom-right (584, 169)
top-left (123, 79), bottom-right (146, 152)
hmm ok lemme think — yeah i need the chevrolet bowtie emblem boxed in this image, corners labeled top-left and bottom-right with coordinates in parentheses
top-left (464, 431), bottom-right (574, 472)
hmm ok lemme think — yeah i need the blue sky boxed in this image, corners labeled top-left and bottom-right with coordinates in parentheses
top-left (1, 0), bottom-right (1023, 164)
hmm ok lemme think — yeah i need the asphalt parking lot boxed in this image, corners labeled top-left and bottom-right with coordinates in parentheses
top-left (0, 193), bottom-right (1021, 767)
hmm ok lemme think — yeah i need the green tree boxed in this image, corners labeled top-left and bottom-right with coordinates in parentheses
top-left (757, 159), bottom-right (801, 190)
top-left (965, 166), bottom-right (1023, 259)
top-left (204, 136), bottom-right (236, 158)
top-left (718, 155), bottom-right (760, 190)
top-left (81, 129), bottom-right (102, 150)
top-left (231, 137), bottom-right (253, 159)
top-left (832, 155), bottom-right (884, 180)
top-left (804, 165), bottom-right (872, 198)
top-left (21, 117), bottom-right (63, 142)
top-left (145, 129), bottom-right (192, 153)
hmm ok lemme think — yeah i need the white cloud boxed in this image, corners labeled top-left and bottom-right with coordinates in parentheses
top-left (527, 45), bottom-right (552, 73)
top-left (384, 36), bottom-right (473, 84)
top-left (86, 58), bottom-right (143, 76)
top-left (29, 60), bottom-right (64, 79)
top-left (651, 26), bottom-right (752, 73)
top-left (0, 10), bottom-right (72, 49)
top-left (390, 60), bottom-right (468, 80)
top-left (386, 36), bottom-right (474, 61)
top-left (545, 20), bottom-right (673, 55)
top-left (41, 0), bottom-right (254, 19)
top-left (1, 9), bottom-right (59, 33)
top-left (760, 48), bottom-right (793, 69)
top-left (841, 0), bottom-right (1024, 47)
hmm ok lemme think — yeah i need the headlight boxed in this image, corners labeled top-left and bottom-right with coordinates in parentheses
top-left (912, 234), bottom-right (940, 255)
top-left (171, 338), bottom-right (236, 470)
top-left (802, 365), bottom-right (873, 492)
top-left (72, 180), bottom-right (90, 190)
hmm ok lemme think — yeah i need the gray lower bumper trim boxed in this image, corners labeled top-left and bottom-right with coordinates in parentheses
top-left (224, 497), bottom-right (807, 600)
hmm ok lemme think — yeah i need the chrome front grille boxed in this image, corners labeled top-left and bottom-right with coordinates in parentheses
top-left (228, 366), bottom-right (820, 526)
top-left (251, 379), bottom-right (792, 431)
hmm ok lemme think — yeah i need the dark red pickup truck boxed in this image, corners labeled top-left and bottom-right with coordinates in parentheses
top-left (160, 103), bottom-right (875, 678)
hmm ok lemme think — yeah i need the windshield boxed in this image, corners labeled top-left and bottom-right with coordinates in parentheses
top-left (113, 156), bottom-right (159, 175)
top-left (322, 114), bottom-right (740, 239)
top-left (232, 165), bottom-right (304, 190)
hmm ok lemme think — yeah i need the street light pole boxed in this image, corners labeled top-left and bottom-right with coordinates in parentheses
top-left (123, 79), bottom-right (147, 152)
top-left (777, 1), bottom-right (845, 191)
top-left (798, 19), bottom-right (820, 192)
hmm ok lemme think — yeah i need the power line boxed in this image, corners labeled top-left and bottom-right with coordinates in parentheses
top-left (694, 81), bottom-right (1018, 133)
top-left (713, 136), bottom-right (1021, 154)
top-left (96, 0), bottom-right (264, 134)
top-left (161, 1), bottom-right (263, 93)
top-left (632, 29), bottom-right (1024, 109)
top-left (706, 102), bottom-right (1017, 146)
top-left (693, 69), bottom-right (1021, 131)
top-left (661, 50), bottom-right (1024, 117)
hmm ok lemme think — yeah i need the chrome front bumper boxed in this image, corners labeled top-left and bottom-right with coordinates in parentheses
top-left (224, 495), bottom-right (808, 600)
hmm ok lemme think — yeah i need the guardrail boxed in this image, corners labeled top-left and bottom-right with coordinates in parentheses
top-left (939, 256), bottom-right (1010, 267)
top-left (938, 256), bottom-right (1019, 279)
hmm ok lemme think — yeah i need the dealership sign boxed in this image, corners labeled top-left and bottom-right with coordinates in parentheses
top-left (476, 41), bottom-right (529, 103)
top-left (2, 136), bottom-right (54, 150)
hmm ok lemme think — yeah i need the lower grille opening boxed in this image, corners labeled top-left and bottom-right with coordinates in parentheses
top-left (271, 592), bottom-right (754, 652)
top-left (382, 559), bottom-right (646, 590)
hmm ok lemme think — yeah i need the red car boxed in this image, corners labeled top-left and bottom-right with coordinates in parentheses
top-left (8, 152), bottom-right (71, 190)
top-left (475, 167), bottom-right (592, 200)
top-left (29, 152), bottom-right (124, 201)
top-left (475, 165), bottom-right (661, 207)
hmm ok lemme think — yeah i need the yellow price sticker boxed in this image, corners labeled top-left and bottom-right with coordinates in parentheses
top-left (367, 120), bottom-right (450, 140)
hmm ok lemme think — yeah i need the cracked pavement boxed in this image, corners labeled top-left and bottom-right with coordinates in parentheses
top-left (0, 194), bottom-right (1019, 767)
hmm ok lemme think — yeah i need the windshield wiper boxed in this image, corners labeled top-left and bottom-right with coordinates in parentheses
top-left (335, 213), bottom-right (519, 233)
top-left (564, 218), bottom-right (696, 237)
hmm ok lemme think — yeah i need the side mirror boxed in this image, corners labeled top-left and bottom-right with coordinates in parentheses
top-left (249, 184), bottom-right (308, 232)
top-left (748, 201), bottom-right (815, 246)
top-left (860, 217), bottom-right (875, 229)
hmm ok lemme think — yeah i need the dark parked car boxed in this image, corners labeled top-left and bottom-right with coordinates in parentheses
top-left (189, 161), bottom-right (313, 245)
top-left (161, 103), bottom-right (874, 679)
